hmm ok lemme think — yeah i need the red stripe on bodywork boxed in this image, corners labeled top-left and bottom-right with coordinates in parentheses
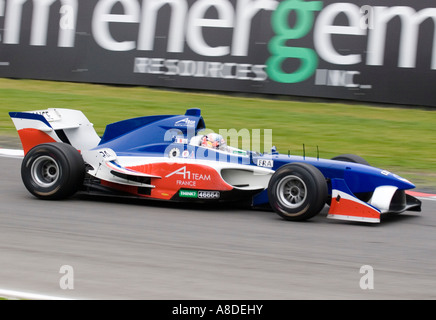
top-left (128, 162), bottom-right (233, 200)
top-left (18, 128), bottom-right (57, 154)
top-left (328, 195), bottom-right (380, 221)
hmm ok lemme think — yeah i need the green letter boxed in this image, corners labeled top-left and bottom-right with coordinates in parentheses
top-left (267, 0), bottom-right (323, 83)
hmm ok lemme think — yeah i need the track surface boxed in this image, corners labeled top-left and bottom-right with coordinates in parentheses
top-left (1, 156), bottom-right (435, 300)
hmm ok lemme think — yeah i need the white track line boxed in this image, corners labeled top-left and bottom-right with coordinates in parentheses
top-left (0, 148), bottom-right (24, 158)
top-left (0, 288), bottom-right (74, 300)
top-left (419, 196), bottom-right (436, 202)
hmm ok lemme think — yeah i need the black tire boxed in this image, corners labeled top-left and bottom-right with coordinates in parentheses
top-left (268, 163), bottom-right (328, 221)
top-left (331, 154), bottom-right (370, 166)
top-left (331, 154), bottom-right (372, 202)
top-left (21, 143), bottom-right (85, 200)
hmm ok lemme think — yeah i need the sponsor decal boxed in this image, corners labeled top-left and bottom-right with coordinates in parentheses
top-left (198, 190), bottom-right (220, 199)
top-left (179, 190), bottom-right (220, 199)
top-left (2, 0), bottom-right (436, 105)
top-left (127, 163), bottom-right (233, 198)
top-left (134, 57), bottom-right (267, 82)
top-left (165, 166), bottom-right (212, 187)
top-left (257, 159), bottom-right (274, 168)
top-left (232, 150), bottom-right (247, 156)
top-left (179, 190), bottom-right (198, 198)
top-left (182, 150), bottom-right (191, 158)
top-left (99, 149), bottom-right (117, 161)
top-left (168, 147), bottom-right (181, 158)
top-left (175, 118), bottom-right (195, 128)
top-left (165, 166), bottom-right (211, 180)
top-left (31, 110), bottom-right (60, 122)
top-left (175, 137), bottom-right (188, 144)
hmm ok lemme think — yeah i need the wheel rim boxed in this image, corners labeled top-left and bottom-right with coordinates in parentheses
top-left (31, 156), bottom-right (60, 188)
top-left (277, 175), bottom-right (307, 209)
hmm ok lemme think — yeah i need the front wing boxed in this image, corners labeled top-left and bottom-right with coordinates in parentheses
top-left (328, 178), bottom-right (421, 223)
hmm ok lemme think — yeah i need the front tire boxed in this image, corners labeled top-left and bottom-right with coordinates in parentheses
top-left (331, 153), bottom-right (372, 202)
top-left (331, 154), bottom-right (370, 166)
top-left (21, 143), bottom-right (85, 200)
top-left (268, 163), bottom-right (328, 221)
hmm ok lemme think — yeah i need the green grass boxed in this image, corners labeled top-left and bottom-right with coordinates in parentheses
top-left (1, 78), bottom-right (435, 189)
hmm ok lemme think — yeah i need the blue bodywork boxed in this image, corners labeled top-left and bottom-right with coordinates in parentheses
top-left (94, 108), bottom-right (417, 207)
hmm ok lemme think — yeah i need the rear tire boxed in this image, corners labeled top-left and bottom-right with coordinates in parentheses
top-left (268, 163), bottom-right (328, 221)
top-left (21, 143), bottom-right (85, 200)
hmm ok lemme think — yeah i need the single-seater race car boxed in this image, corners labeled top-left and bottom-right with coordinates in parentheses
top-left (9, 108), bottom-right (421, 223)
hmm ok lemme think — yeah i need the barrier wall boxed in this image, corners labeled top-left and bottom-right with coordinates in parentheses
top-left (1, 0), bottom-right (436, 107)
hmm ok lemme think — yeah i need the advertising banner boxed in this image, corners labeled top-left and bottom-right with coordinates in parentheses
top-left (1, 0), bottom-right (436, 107)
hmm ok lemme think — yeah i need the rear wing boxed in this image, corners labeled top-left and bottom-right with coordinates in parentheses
top-left (9, 108), bottom-right (101, 154)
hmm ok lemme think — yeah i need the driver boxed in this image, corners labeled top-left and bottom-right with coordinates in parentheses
top-left (200, 133), bottom-right (227, 151)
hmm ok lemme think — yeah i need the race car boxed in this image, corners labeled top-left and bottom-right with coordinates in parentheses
top-left (9, 108), bottom-right (421, 223)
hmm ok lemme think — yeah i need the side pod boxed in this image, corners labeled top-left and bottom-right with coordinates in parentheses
top-left (328, 179), bottom-right (381, 223)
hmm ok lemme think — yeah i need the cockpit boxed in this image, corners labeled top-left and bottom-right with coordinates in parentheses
top-left (190, 133), bottom-right (228, 151)
top-left (187, 132), bottom-right (249, 157)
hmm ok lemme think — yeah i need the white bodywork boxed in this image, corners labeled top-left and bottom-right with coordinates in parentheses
top-left (81, 148), bottom-right (274, 192)
top-left (10, 108), bottom-right (101, 151)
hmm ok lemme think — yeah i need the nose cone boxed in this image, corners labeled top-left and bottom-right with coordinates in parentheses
top-left (389, 172), bottom-right (416, 190)
top-left (343, 163), bottom-right (416, 193)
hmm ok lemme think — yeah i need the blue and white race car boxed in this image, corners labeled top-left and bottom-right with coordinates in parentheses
top-left (9, 108), bottom-right (421, 223)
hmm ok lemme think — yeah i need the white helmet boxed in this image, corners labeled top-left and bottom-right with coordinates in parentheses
top-left (201, 133), bottom-right (226, 150)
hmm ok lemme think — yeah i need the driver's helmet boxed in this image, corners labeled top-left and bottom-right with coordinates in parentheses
top-left (201, 133), bottom-right (226, 150)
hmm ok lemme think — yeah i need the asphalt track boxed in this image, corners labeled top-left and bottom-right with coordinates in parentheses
top-left (1, 155), bottom-right (436, 300)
